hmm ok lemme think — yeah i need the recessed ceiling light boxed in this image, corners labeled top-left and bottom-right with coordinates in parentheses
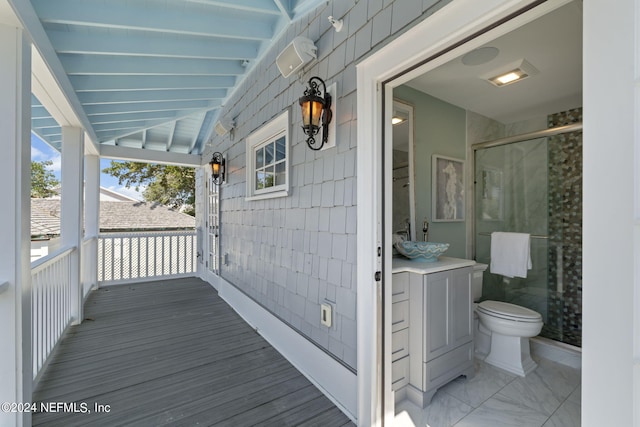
top-left (484, 59), bottom-right (539, 87)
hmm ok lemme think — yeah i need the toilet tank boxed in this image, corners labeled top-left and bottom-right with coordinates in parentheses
top-left (472, 263), bottom-right (488, 302)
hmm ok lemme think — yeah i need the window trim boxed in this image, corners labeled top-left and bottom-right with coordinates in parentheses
top-left (245, 110), bottom-right (290, 201)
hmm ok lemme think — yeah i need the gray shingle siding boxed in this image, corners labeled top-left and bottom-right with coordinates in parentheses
top-left (205, 0), bottom-right (449, 369)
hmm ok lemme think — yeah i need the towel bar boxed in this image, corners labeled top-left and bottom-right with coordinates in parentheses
top-left (478, 231), bottom-right (548, 240)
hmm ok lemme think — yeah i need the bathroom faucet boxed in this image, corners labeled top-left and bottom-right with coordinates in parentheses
top-left (423, 219), bottom-right (429, 242)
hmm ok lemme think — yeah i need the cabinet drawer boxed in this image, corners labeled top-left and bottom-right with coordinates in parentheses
top-left (392, 272), bottom-right (410, 303)
top-left (422, 342), bottom-right (473, 391)
top-left (392, 355), bottom-right (410, 390)
top-left (392, 300), bottom-right (409, 333)
top-left (392, 328), bottom-right (409, 362)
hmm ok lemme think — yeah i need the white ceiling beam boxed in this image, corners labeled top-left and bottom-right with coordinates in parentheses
top-left (184, 0), bottom-right (281, 15)
top-left (69, 75), bottom-right (236, 92)
top-left (77, 89), bottom-right (227, 105)
top-left (89, 111), bottom-right (179, 125)
top-left (166, 121), bottom-right (177, 152)
top-left (272, 0), bottom-right (293, 21)
top-left (32, 0), bottom-right (273, 41)
top-left (60, 55), bottom-right (246, 76)
top-left (141, 129), bottom-right (147, 149)
top-left (84, 100), bottom-right (220, 116)
top-left (99, 144), bottom-right (201, 167)
top-left (48, 31), bottom-right (259, 61)
top-left (188, 115), bottom-right (206, 154)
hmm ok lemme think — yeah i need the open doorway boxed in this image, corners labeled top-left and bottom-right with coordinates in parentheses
top-left (389, 0), bottom-right (582, 423)
top-left (355, 0), bottom-right (583, 425)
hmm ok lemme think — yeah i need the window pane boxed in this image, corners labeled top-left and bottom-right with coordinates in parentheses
top-left (275, 136), bottom-right (286, 161)
top-left (255, 147), bottom-right (264, 169)
top-left (264, 165), bottom-right (275, 188)
top-left (275, 161), bottom-right (286, 186)
top-left (256, 171), bottom-right (265, 190)
top-left (265, 142), bottom-right (274, 165)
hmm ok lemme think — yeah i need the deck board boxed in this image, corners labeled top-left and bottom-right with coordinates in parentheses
top-left (32, 277), bottom-right (354, 426)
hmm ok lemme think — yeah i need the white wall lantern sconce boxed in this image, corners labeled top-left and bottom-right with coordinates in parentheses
top-left (299, 76), bottom-right (333, 151)
top-left (209, 152), bottom-right (225, 185)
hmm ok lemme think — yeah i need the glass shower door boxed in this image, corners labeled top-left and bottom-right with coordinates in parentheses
top-left (474, 137), bottom-right (550, 321)
top-left (474, 128), bottom-right (583, 347)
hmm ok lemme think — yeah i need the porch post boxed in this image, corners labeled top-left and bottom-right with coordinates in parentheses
top-left (61, 127), bottom-right (84, 325)
top-left (0, 24), bottom-right (33, 427)
top-left (84, 154), bottom-right (100, 293)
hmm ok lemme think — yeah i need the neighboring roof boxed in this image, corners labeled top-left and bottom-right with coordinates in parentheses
top-left (31, 199), bottom-right (62, 238)
top-left (31, 199), bottom-right (195, 238)
top-left (99, 186), bottom-right (140, 202)
top-left (99, 201), bottom-right (195, 232)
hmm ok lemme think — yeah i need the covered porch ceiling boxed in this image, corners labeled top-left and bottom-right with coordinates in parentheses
top-left (4, 0), bottom-right (324, 161)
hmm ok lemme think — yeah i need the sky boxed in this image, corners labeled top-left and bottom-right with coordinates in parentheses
top-left (31, 133), bottom-right (145, 201)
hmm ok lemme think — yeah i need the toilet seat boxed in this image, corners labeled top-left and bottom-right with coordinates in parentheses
top-left (477, 300), bottom-right (542, 323)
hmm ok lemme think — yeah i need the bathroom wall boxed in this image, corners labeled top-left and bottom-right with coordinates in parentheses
top-left (546, 107), bottom-right (582, 347)
top-left (394, 85), bottom-right (467, 258)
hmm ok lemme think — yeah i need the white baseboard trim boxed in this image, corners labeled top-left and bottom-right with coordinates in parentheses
top-left (216, 276), bottom-right (358, 423)
top-left (530, 336), bottom-right (582, 370)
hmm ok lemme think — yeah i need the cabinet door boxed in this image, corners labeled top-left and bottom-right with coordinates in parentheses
top-left (450, 267), bottom-right (473, 348)
top-left (423, 270), bottom-right (450, 362)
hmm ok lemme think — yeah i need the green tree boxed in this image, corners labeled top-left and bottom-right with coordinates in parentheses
top-left (102, 161), bottom-right (196, 215)
top-left (31, 160), bottom-right (60, 198)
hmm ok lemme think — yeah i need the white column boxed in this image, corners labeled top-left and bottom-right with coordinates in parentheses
top-left (84, 154), bottom-right (100, 293)
top-left (583, 0), bottom-right (636, 426)
top-left (0, 25), bottom-right (32, 427)
top-left (61, 127), bottom-right (84, 325)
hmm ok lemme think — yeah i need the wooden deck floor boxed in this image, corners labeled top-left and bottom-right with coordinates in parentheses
top-left (33, 277), bottom-right (354, 426)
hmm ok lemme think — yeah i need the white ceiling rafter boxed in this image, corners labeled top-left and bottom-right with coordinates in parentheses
top-left (13, 0), bottom-right (326, 157)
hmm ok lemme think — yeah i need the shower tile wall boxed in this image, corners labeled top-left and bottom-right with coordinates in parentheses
top-left (546, 108), bottom-right (583, 347)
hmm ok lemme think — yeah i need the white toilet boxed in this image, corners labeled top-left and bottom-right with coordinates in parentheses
top-left (472, 263), bottom-right (543, 376)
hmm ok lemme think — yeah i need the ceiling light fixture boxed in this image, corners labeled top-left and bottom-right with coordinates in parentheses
top-left (485, 59), bottom-right (539, 87)
top-left (392, 116), bottom-right (406, 125)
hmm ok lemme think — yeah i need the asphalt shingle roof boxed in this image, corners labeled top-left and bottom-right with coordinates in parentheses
top-left (31, 199), bottom-right (195, 237)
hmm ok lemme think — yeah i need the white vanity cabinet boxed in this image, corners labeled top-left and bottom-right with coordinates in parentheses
top-left (392, 257), bottom-right (476, 407)
top-left (391, 272), bottom-right (411, 396)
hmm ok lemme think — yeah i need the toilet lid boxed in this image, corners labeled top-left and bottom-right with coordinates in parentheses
top-left (477, 300), bottom-right (542, 321)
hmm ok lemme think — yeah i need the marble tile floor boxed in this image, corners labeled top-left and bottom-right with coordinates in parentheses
top-left (395, 356), bottom-right (581, 427)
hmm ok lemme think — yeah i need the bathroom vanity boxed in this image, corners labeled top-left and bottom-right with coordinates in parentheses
top-left (391, 256), bottom-right (476, 407)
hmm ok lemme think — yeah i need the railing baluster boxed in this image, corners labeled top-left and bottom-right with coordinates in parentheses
top-left (31, 246), bottom-right (77, 382)
top-left (96, 231), bottom-right (196, 286)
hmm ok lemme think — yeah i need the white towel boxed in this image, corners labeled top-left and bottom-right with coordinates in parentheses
top-left (490, 232), bottom-right (532, 278)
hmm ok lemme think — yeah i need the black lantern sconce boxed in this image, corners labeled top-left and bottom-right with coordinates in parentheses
top-left (299, 76), bottom-right (332, 151)
top-left (209, 152), bottom-right (225, 185)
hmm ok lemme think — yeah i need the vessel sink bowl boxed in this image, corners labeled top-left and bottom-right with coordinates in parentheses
top-left (394, 241), bottom-right (450, 262)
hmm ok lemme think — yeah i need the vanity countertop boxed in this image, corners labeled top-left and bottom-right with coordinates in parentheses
top-left (392, 256), bottom-right (476, 275)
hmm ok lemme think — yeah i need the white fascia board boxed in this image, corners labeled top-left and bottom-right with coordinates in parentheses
top-left (99, 144), bottom-right (201, 167)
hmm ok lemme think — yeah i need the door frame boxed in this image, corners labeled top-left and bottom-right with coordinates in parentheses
top-left (355, 0), bottom-right (573, 424)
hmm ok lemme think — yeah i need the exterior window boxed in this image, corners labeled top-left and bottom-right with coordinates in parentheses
top-left (246, 110), bottom-right (289, 200)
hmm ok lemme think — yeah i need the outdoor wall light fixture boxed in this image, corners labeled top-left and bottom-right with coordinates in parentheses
top-left (299, 76), bottom-right (332, 151)
top-left (209, 152), bottom-right (225, 185)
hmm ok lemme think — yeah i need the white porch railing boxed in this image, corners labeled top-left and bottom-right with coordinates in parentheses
top-left (81, 236), bottom-right (98, 298)
top-left (98, 231), bottom-right (197, 285)
top-left (31, 246), bottom-right (77, 380)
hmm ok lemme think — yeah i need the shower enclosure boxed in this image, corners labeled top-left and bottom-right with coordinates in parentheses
top-left (473, 119), bottom-right (582, 348)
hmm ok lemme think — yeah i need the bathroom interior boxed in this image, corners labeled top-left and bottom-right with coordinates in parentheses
top-left (390, 1), bottom-right (582, 425)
